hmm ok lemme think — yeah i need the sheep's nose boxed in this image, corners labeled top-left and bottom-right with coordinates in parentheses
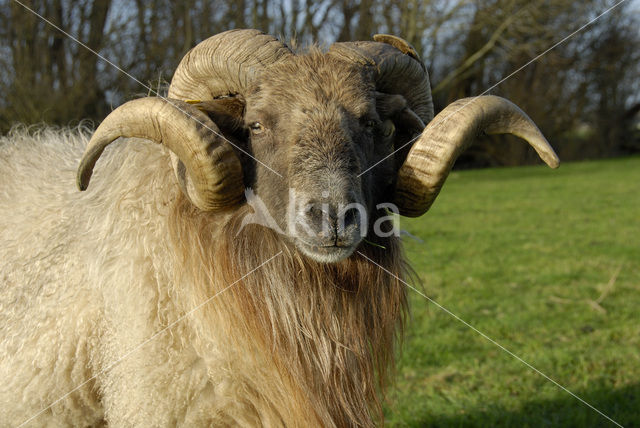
top-left (302, 201), bottom-right (362, 246)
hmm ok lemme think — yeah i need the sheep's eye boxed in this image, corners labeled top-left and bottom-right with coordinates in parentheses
top-left (250, 122), bottom-right (265, 134)
top-left (381, 120), bottom-right (395, 137)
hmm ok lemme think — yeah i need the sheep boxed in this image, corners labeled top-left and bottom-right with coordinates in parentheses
top-left (0, 29), bottom-right (559, 427)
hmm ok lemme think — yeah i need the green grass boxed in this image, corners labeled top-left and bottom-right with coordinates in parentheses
top-left (385, 157), bottom-right (640, 427)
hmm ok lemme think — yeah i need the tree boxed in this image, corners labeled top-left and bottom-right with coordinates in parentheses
top-left (2, 0), bottom-right (638, 164)
top-left (0, 0), bottom-right (113, 129)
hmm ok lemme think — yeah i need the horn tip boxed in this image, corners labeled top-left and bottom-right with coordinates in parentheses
top-left (77, 177), bottom-right (88, 191)
top-left (76, 168), bottom-right (91, 191)
top-left (543, 151), bottom-right (560, 169)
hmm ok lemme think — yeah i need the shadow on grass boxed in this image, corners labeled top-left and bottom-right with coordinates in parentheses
top-left (408, 383), bottom-right (639, 428)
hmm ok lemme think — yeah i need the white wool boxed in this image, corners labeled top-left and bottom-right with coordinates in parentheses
top-left (1, 126), bottom-right (404, 427)
top-left (0, 127), bottom-right (272, 426)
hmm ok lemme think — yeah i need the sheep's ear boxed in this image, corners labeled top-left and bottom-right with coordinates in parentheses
top-left (375, 92), bottom-right (425, 171)
top-left (186, 96), bottom-right (247, 138)
top-left (183, 96), bottom-right (254, 188)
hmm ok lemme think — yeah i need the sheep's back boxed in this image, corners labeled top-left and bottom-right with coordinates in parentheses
top-left (0, 126), bottom-right (178, 425)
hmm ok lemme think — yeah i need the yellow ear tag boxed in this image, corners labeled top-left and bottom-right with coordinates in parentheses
top-left (184, 99), bottom-right (209, 113)
top-left (373, 34), bottom-right (421, 62)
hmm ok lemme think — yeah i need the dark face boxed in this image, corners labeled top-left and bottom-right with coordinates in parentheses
top-left (241, 53), bottom-right (398, 263)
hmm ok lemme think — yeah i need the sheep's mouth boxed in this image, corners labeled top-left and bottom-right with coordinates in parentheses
top-left (294, 239), bottom-right (360, 263)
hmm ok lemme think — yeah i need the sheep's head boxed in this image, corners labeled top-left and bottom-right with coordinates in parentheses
top-left (240, 51), bottom-right (430, 262)
top-left (77, 29), bottom-right (559, 263)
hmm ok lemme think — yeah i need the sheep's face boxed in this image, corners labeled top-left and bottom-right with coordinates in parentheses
top-left (79, 31), bottom-right (559, 265)
top-left (242, 54), bottom-right (397, 263)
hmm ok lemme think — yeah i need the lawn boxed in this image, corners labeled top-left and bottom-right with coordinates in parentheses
top-left (385, 156), bottom-right (640, 427)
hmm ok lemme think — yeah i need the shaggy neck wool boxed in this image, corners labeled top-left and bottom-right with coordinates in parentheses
top-left (169, 198), bottom-right (408, 427)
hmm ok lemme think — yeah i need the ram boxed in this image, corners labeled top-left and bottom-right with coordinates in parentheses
top-left (0, 29), bottom-right (558, 427)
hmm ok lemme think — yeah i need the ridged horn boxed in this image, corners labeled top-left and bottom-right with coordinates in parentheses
top-left (168, 28), bottom-right (293, 101)
top-left (328, 34), bottom-right (434, 125)
top-left (164, 29), bottom-right (293, 209)
top-left (393, 95), bottom-right (560, 217)
top-left (77, 97), bottom-right (244, 211)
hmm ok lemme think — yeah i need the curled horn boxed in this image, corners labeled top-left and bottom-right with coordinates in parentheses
top-left (394, 95), bottom-right (559, 217)
top-left (168, 28), bottom-right (293, 101)
top-left (330, 35), bottom-right (558, 217)
top-left (328, 35), bottom-right (434, 125)
top-left (77, 98), bottom-right (244, 211)
top-left (78, 30), bottom-right (292, 211)
top-left (164, 29), bottom-right (293, 208)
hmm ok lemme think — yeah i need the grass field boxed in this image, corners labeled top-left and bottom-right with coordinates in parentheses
top-left (384, 156), bottom-right (640, 427)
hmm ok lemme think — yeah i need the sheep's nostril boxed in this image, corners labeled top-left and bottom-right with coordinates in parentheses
top-left (306, 204), bottom-right (325, 225)
top-left (337, 206), bottom-right (362, 240)
top-left (298, 200), bottom-right (363, 246)
top-left (301, 202), bottom-right (336, 240)
top-left (340, 207), bottom-right (360, 230)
